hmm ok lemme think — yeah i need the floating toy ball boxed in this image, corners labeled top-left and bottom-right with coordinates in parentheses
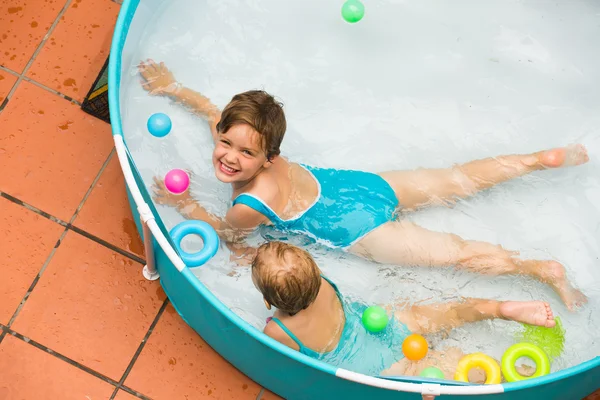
top-left (164, 169), bottom-right (190, 195)
top-left (419, 367), bottom-right (445, 379)
top-left (402, 334), bottom-right (429, 361)
top-left (501, 343), bottom-right (551, 383)
top-left (147, 113), bottom-right (172, 137)
top-left (454, 353), bottom-right (501, 385)
top-left (361, 306), bottom-right (389, 333)
top-left (341, 0), bottom-right (365, 23)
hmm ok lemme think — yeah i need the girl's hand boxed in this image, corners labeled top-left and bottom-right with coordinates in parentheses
top-left (152, 176), bottom-right (193, 209)
top-left (138, 59), bottom-right (179, 96)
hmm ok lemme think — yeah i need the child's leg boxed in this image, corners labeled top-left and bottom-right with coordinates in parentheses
top-left (350, 221), bottom-right (587, 309)
top-left (394, 298), bottom-right (555, 335)
top-left (379, 145), bottom-right (588, 210)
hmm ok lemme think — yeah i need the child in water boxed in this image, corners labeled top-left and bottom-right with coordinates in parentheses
top-left (139, 60), bottom-right (588, 310)
top-left (252, 241), bottom-right (547, 379)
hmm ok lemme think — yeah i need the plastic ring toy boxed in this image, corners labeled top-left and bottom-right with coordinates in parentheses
top-left (170, 220), bottom-right (220, 267)
top-left (454, 353), bottom-right (502, 384)
top-left (501, 343), bottom-right (551, 382)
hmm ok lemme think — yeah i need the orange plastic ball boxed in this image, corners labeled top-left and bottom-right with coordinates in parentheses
top-left (402, 334), bottom-right (429, 361)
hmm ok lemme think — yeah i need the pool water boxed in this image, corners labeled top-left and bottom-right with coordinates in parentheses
top-left (121, 0), bottom-right (600, 375)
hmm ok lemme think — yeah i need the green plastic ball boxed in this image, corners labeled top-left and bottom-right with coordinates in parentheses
top-left (341, 0), bottom-right (365, 24)
top-left (419, 367), bottom-right (445, 379)
top-left (361, 306), bottom-right (389, 333)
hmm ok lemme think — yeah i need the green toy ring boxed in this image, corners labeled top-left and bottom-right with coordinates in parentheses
top-left (501, 343), bottom-right (551, 382)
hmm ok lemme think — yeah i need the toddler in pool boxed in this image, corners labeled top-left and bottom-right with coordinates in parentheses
top-left (139, 60), bottom-right (588, 310)
top-left (252, 241), bottom-right (547, 379)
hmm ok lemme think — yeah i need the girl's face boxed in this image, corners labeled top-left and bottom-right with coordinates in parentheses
top-left (212, 124), bottom-right (272, 185)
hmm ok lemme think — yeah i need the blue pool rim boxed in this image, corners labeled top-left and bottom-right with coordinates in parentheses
top-left (108, 0), bottom-right (600, 398)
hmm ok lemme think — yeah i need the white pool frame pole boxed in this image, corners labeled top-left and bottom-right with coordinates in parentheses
top-left (114, 135), bottom-right (187, 280)
top-left (139, 202), bottom-right (160, 280)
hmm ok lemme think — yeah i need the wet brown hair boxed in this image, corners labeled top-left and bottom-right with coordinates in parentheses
top-left (251, 242), bottom-right (321, 316)
top-left (216, 90), bottom-right (286, 161)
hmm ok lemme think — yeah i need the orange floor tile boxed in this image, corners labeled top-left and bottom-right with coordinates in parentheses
top-left (0, 69), bottom-right (18, 105)
top-left (73, 153), bottom-right (145, 258)
top-left (125, 303), bottom-right (262, 399)
top-left (1, 0), bottom-right (598, 399)
top-left (11, 231), bottom-right (163, 380)
top-left (27, 0), bottom-right (120, 102)
top-left (0, 334), bottom-right (115, 399)
top-left (260, 389), bottom-right (284, 400)
top-left (0, 0), bottom-right (65, 72)
top-left (0, 81), bottom-right (114, 221)
top-left (0, 197), bottom-right (64, 325)
top-left (114, 389), bottom-right (144, 400)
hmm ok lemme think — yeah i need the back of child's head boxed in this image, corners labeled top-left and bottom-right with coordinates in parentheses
top-left (252, 241), bottom-right (321, 316)
top-left (217, 90), bottom-right (286, 161)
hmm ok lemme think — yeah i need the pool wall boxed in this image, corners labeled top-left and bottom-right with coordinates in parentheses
top-left (108, 0), bottom-right (600, 398)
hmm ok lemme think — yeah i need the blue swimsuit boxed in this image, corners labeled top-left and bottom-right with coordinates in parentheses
top-left (233, 165), bottom-right (399, 248)
top-left (269, 276), bottom-right (410, 374)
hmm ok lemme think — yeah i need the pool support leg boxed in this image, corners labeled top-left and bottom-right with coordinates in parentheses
top-left (139, 203), bottom-right (160, 280)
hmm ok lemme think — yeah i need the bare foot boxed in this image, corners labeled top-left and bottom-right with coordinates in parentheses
top-left (499, 301), bottom-right (556, 328)
top-left (540, 261), bottom-right (588, 311)
top-left (537, 144), bottom-right (589, 168)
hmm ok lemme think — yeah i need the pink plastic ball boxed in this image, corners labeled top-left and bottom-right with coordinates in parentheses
top-left (164, 169), bottom-right (190, 195)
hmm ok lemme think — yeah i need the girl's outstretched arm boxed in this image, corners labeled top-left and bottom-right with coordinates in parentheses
top-left (139, 59), bottom-right (221, 141)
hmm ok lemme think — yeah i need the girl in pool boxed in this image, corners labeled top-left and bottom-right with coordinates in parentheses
top-left (251, 241), bottom-right (547, 378)
top-left (139, 60), bottom-right (588, 310)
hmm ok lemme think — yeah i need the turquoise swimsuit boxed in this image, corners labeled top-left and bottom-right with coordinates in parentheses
top-left (232, 165), bottom-right (399, 249)
top-left (269, 276), bottom-right (410, 374)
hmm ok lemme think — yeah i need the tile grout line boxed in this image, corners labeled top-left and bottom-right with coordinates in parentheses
top-left (1, 325), bottom-right (121, 386)
top-left (68, 148), bottom-right (115, 225)
top-left (23, 76), bottom-right (82, 105)
top-left (109, 299), bottom-right (170, 400)
top-left (21, 0), bottom-right (74, 77)
top-left (3, 147), bottom-right (141, 326)
top-left (1, 326), bottom-right (153, 400)
top-left (0, 65), bottom-right (20, 77)
top-left (0, 191), bottom-right (66, 226)
top-left (0, 0), bottom-right (74, 113)
top-left (117, 385), bottom-right (153, 400)
top-left (0, 324), bottom-right (7, 344)
top-left (0, 190), bottom-right (146, 265)
top-left (62, 147), bottom-right (147, 262)
top-left (67, 224), bottom-right (146, 265)
top-left (6, 226), bottom-right (70, 328)
top-left (0, 64), bottom-right (81, 108)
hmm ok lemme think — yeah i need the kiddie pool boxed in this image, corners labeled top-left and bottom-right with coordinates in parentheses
top-left (108, 0), bottom-right (600, 398)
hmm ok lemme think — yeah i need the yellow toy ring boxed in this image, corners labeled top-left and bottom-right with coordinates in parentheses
top-left (454, 353), bottom-right (502, 384)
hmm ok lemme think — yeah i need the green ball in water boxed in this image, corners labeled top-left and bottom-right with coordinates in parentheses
top-left (362, 306), bottom-right (389, 333)
top-left (419, 367), bottom-right (445, 380)
top-left (341, 0), bottom-right (365, 24)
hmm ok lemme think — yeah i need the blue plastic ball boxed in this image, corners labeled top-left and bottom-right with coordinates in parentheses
top-left (147, 113), bottom-right (172, 137)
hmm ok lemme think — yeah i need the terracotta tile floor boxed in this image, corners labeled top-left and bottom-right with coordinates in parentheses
top-left (0, 1), bottom-right (277, 398)
top-left (0, 1), bottom-right (597, 400)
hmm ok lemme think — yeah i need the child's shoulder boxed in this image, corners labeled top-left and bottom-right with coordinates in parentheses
top-left (264, 318), bottom-right (299, 349)
top-left (243, 173), bottom-right (281, 202)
